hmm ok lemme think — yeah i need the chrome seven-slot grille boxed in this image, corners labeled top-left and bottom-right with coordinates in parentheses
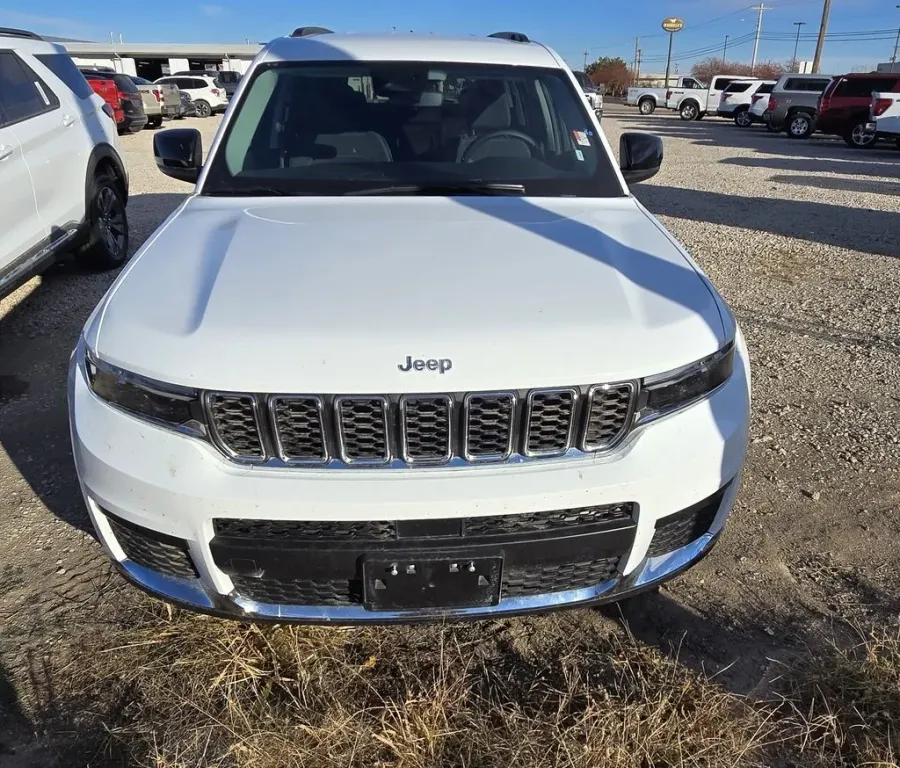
top-left (204, 383), bottom-right (635, 468)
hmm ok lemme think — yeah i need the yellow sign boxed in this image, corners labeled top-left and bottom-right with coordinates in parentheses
top-left (661, 17), bottom-right (685, 33)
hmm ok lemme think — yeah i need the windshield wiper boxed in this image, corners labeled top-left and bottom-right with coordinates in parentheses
top-left (206, 186), bottom-right (288, 197)
top-left (345, 183), bottom-right (526, 197)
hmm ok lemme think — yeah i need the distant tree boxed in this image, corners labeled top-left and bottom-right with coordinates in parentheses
top-left (691, 57), bottom-right (785, 83)
top-left (586, 56), bottom-right (632, 95)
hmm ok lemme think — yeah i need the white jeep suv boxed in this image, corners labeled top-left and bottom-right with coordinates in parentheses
top-left (0, 28), bottom-right (129, 299)
top-left (69, 28), bottom-right (750, 623)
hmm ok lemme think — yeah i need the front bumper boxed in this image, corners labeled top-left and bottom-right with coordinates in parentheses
top-left (69, 337), bottom-right (750, 623)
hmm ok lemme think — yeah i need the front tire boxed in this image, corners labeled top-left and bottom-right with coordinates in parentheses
top-left (680, 101), bottom-right (699, 121)
top-left (194, 99), bottom-right (212, 118)
top-left (147, 116), bottom-right (163, 129)
top-left (75, 172), bottom-right (129, 271)
top-left (787, 112), bottom-right (814, 139)
top-left (734, 108), bottom-right (752, 128)
top-left (639, 98), bottom-right (656, 115)
top-left (844, 120), bottom-right (876, 149)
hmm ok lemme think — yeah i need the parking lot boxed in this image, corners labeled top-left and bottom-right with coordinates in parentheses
top-left (2, 103), bottom-right (900, 764)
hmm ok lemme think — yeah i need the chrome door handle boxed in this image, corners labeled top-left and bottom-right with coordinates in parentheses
top-left (62, 115), bottom-right (76, 127)
top-left (0, 145), bottom-right (14, 161)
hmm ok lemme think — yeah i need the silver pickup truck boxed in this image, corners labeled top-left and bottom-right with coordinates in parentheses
top-left (626, 77), bottom-right (704, 114)
top-left (130, 76), bottom-right (181, 128)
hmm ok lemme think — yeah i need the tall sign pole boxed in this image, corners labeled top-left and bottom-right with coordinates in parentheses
top-left (661, 17), bottom-right (685, 87)
top-left (792, 21), bottom-right (806, 71)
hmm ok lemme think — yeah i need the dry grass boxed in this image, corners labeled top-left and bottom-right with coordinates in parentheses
top-left (27, 597), bottom-right (900, 768)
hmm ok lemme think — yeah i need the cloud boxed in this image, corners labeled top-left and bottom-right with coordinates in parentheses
top-left (200, 4), bottom-right (227, 17)
top-left (0, 8), bottom-right (100, 40)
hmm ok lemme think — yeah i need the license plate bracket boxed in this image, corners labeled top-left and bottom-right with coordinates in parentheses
top-left (363, 554), bottom-right (502, 611)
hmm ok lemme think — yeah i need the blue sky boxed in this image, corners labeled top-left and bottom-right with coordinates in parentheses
top-left (2, 0), bottom-right (898, 73)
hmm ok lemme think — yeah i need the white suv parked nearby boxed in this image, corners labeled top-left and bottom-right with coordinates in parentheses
top-left (155, 73), bottom-right (228, 118)
top-left (69, 28), bottom-right (750, 623)
top-left (0, 28), bottom-right (130, 299)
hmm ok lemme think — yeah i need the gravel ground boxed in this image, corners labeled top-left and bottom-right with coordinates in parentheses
top-left (1, 105), bottom-right (899, 760)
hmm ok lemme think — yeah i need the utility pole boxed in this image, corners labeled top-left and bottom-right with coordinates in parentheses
top-left (892, 5), bottom-right (900, 74)
top-left (633, 36), bottom-right (640, 77)
top-left (792, 22), bottom-right (806, 71)
top-left (812, 0), bottom-right (832, 74)
top-left (636, 49), bottom-right (642, 81)
top-left (750, 3), bottom-right (768, 75)
top-left (723, 35), bottom-right (729, 66)
top-left (583, 49), bottom-right (589, 71)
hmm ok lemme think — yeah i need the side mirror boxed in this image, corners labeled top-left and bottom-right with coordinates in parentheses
top-left (620, 132), bottom-right (663, 184)
top-left (153, 128), bottom-right (202, 184)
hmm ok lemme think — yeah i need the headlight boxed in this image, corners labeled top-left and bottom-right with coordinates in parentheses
top-left (82, 346), bottom-right (205, 435)
top-left (636, 342), bottom-right (735, 423)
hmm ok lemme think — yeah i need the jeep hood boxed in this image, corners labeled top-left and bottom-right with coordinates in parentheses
top-left (90, 196), bottom-right (728, 393)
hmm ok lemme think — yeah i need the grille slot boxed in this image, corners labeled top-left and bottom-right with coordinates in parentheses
top-left (214, 519), bottom-right (397, 541)
top-left (106, 514), bottom-right (197, 579)
top-left (232, 575), bottom-right (359, 606)
top-left (207, 394), bottom-right (264, 459)
top-left (270, 396), bottom-right (327, 463)
top-left (583, 383), bottom-right (634, 451)
top-left (336, 397), bottom-right (390, 464)
top-left (400, 395), bottom-right (452, 464)
top-left (502, 557), bottom-right (619, 597)
top-left (464, 503), bottom-right (634, 537)
top-left (524, 388), bottom-right (577, 457)
top-left (464, 393), bottom-right (515, 461)
top-left (646, 490), bottom-right (724, 558)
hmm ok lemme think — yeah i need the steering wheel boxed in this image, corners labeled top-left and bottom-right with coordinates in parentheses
top-left (460, 129), bottom-right (540, 163)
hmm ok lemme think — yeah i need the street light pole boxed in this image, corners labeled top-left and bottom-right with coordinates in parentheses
top-left (723, 34), bottom-right (729, 65)
top-left (792, 21), bottom-right (806, 71)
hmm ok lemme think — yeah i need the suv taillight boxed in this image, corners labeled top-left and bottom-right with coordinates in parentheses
top-left (211, 87), bottom-right (220, 95)
top-left (153, 88), bottom-right (163, 102)
top-left (768, 96), bottom-right (777, 111)
top-left (874, 97), bottom-right (893, 117)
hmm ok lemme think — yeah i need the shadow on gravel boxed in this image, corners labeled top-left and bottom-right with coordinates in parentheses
top-left (635, 185), bottom-right (900, 259)
top-left (0, 193), bottom-right (187, 536)
top-left (768, 173), bottom-right (900, 197)
top-left (722, 154), bottom-right (900, 178)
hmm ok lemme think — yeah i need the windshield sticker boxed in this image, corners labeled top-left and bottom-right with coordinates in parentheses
top-left (575, 149), bottom-right (585, 162)
top-left (572, 130), bottom-right (591, 146)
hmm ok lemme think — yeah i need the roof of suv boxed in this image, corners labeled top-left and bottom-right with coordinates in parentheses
top-left (260, 33), bottom-right (561, 68)
top-left (0, 27), bottom-right (68, 54)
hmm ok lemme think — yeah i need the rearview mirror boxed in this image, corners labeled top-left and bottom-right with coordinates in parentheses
top-left (620, 132), bottom-right (663, 185)
top-left (153, 128), bottom-right (202, 184)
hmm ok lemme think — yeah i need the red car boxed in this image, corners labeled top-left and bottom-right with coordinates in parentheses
top-left (79, 69), bottom-right (148, 134)
top-left (816, 72), bottom-right (900, 148)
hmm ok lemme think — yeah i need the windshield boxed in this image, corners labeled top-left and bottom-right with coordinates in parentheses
top-left (201, 60), bottom-right (622, 198)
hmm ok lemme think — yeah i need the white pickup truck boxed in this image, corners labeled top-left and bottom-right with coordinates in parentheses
top-left (666, 74), bottom-right (748, 121)
top-left (868, 91), bottom-right (900, 147)
top-left (626, 76), bottom-right (704, 115)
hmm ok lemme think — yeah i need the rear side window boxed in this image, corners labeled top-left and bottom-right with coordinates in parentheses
top-left (783, 77), bottom-right (830, 92)
top-left (835, 77), bottom-right (899, 98)
top-left (191, 78), bottom-right (209, 89)
top-left (683, 78), bottom-right (701, 89)
top-left (712, 77), bottom-right (739, 90)
top-left (34, 53), bottom-right (94, 100)
top-left (756, 83), bottom-right (775, 94)
top-left (0, 52), bottom-right (60, 125)
top-left (113, 74), bottom-right (139, 93)
top-left (724, 82), bottom-right (753, 93)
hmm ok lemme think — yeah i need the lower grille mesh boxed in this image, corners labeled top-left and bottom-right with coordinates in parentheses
top-left (232, 575), bottom-right (359, 606)
top-left (107, 515), bottom-right (197, 579)
top-left (502, 557), bottom-right (620, 597)
top-left (646, 491), bottom-right (724, 558)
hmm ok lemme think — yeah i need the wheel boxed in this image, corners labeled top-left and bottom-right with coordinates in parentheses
top-left (734, 108), bottom-right (752, 128)
top-left (194, 99), bottom-right (212, 118)
top-left (844, 120), bottom-right (876, 149)
top-left (75, 171), bottom-right (129, 270)
top-left (639, 98), bottom-right (656, 115)
top-left (148, 116), bottom-right (163, 129)
top-left (787, 112), bottom-right (814, 139)
top-left (679, 101), bottom-right (699, 121)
